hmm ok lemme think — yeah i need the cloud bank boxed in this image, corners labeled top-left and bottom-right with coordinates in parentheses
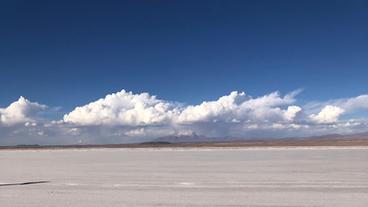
top-left (1, 89), bottom-right (368, 145)
top-left (63, 90), bottom-right (301, 126)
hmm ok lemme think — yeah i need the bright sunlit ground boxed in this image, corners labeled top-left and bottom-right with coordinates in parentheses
top-left (1, 147), bottom-right (368, 207)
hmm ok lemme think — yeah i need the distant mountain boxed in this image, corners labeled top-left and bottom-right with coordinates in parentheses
top-left (152, 132), bottom-right (368, 144)
top-left (153, 132), bottom-right (239, 143)
top-left (343, 132), bottom-right (368, 139)
top-left (302, 132), bottom-right (368, 140)
top-left (2, 132), bottom-right (368, 149)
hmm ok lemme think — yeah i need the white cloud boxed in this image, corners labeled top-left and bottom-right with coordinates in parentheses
top-left (2, 90), bottom-right (368, 145)
top-left (64, 90), bottom-right (302, 127)
top-left (338, 94), bottom-right (368, 112)
top-left (309, 105), bottom-right (345, 124)
top-left (60, 90), bottom-right (312, 140)
top-left (284, 106), bottom-right (302, 121)
top-left (304, 93), bottom-right (368, 114)
top-left (63, 90), bottom-right (180, 126)
top-left (0, 96), bottom-right (47, 126)
top-left (174, 90), bottom-right (301, 124)
top-left (176, 91), bottom-right (249, 123)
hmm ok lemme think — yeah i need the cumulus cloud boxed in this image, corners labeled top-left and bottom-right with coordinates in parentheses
top-left (309, 105), bottom-right (345, 124)
top-left (1, 90), bottom-right (368, 145)
top-left (63, 90), bottom-right (180, 126)
top-left (0, 97), bottom-right (47, 126)
top-left (175, 91), bottom-right (249, 123)
top-left (58, 90), bottom-right (312, 141)
top-left (284, 106), bottom-right (302, 121)
top-left (176, 91), bottom-right (300, 124)
top-left (64, 90), bottom-right (302, 128)
top-left (304, 94), bottom-right (368, 114)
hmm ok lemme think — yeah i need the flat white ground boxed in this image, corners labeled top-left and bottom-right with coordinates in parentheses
top-left (1, 147), bottom-right (367, 207)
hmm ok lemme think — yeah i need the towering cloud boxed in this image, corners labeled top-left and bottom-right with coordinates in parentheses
top-left (63, 90), bottom-right (180, 126)
top-left (0, 97), bottom-right (46, 126)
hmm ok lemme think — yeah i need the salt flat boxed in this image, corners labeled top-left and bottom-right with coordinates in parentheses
top-left (1, 147), bottom-right (368, 207)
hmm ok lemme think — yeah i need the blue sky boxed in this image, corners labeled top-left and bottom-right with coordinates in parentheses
top-left (1, 1), bottom-right (368, 145)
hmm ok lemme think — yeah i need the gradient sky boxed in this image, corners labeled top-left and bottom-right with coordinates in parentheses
top-left (1, 1), bottom-right (368, 145)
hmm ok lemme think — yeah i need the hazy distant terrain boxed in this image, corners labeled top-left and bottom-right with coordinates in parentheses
top-left (1, 133), bottom-right (368, 150)
top-left (1, 147), bottom-right (368, 207)
top-left (153, 132), bottom-right (368, 143)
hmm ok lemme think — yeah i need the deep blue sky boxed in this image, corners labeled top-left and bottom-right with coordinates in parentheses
top-left (1, 0), bottom-right (367, 113)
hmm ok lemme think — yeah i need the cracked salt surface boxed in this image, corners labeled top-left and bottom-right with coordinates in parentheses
top-left (1, 147), bottom-right (367, 206)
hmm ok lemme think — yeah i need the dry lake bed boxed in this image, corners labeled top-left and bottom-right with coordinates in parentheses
top-left (1, 147), bottom-right (368, 207)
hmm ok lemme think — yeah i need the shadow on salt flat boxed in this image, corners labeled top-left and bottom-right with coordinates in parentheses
top-left (0, 181), bottom-right (50, 187)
